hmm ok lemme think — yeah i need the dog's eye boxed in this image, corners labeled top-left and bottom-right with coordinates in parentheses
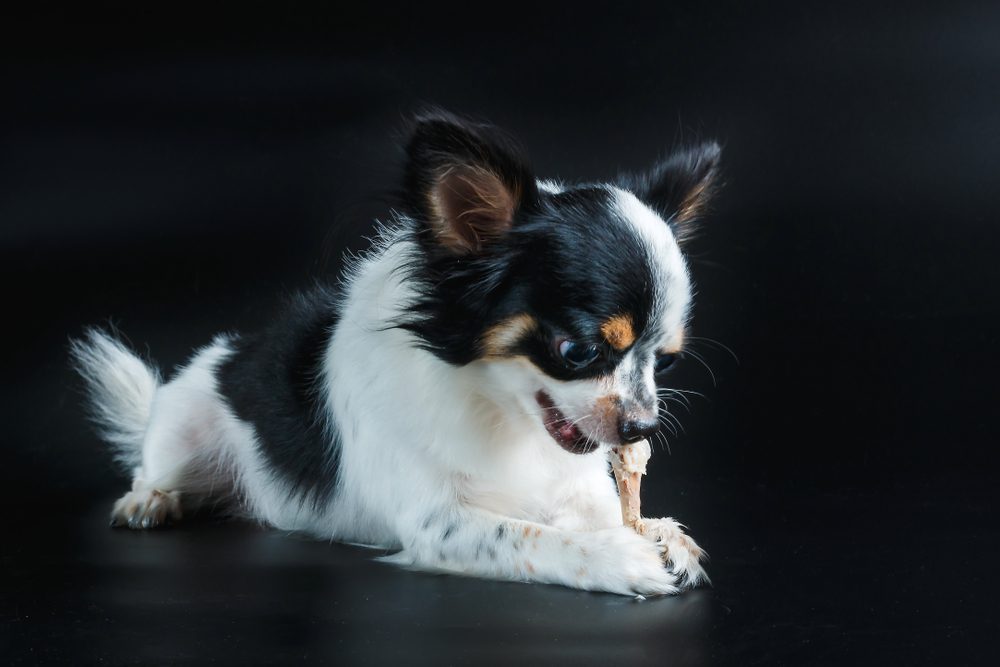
top-left (557, 339), bottom-right (601, 369)
top-left (654, 353), bottom-right (677, 375)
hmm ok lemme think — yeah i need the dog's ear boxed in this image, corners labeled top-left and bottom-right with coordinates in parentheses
top-left (619, 142), bottom-right (721, 243)
top-left (404, 110), bottom-right (537, 255)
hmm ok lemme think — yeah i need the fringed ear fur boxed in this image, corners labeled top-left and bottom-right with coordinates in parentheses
top-left (619, 141), bottom-right (721, 243)
top-left (404, 110), bottom-right (537, 255)
top-left (428, 163), bottom-right (520, 254)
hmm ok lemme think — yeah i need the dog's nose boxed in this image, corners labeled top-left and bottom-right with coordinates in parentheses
top-left (617, 417), bottom-right (659, 444)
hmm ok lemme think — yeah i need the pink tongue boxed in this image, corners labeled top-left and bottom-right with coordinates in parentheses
top-left (558, 423), bottom-right (576, 441)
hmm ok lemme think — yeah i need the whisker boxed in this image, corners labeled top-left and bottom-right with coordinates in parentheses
top-left (686, 335), bottom-right (740, 364)
top-left (658, 396), bottom-right (691, 413)
top-left (656, 393), bottom-right (690, 410)
top-left (657, 416), bottom-right (678, 436)
top-left (656, 429), bottom-right (672, 455)
top-left (657, 387), bottom-right (691, 399)
top-left (657, 410), bottom-right (678, 431)
top-left (659, 387), bottom-right (707, 400)
top-left (662, 411), bottom-right (686, 434)
top-left (682, 348), bottom-right (717, 387)
top-left (542, 411), bottom-right (593, 430)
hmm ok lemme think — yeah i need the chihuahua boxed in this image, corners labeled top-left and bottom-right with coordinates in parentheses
top-left (72, 110), bottom-right (720, 596)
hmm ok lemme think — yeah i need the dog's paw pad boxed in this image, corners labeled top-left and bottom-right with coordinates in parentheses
top-left (110, 488), bottom-right (182, 529)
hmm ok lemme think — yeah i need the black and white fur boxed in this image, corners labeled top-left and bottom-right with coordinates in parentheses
top-left (72, 111), bottom-right (721, 596)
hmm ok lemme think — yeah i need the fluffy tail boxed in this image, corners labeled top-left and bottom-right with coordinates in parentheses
top-left (70, 328), bottom-right (161, 470)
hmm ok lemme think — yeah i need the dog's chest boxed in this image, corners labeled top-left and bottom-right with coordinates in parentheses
top-left (459, 434), bottom-right (607, 522)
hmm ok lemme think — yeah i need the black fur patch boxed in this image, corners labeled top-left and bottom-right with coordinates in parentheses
top-left (441, 522), bottom-right (457, 541)
top-left (392, 112), bottom-right (717, 382)
top-left (396, 184), bottom-right (659, 379)
top-left (403, 108), bottom-right (539, 254)
top-left (617, 141), bottom-right (721, 244)
top-left (217, 287), bottom-right (341, 508)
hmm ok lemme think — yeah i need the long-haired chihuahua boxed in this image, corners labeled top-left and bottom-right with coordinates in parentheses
top-left (72, 110), bottom-right (720, 596)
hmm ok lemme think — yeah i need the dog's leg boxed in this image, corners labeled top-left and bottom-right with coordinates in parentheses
top-left (110, 342), bottom-right (236, 530)
top-left (583, 485), bottom-right (708, 587)
top-left (110, 480), bottom-right (183, 529)
top-left (109, 415), bottom-right (199, 529)
top-left (383, 509), bottom-right (680, 596)
top-left (109, 411), bottom-right (206, 529)
top-left (555, 483), bottom-right (708, 588)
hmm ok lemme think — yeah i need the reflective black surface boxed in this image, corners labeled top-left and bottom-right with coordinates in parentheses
top-left (3, 2), bottom-right (999, 664)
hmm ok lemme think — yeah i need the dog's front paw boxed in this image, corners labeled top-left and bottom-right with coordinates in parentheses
top-left (576, 527), bottom-right (680, 596)
top-left (641, 517), bottom-right (708, 587)
top-left (110, 488), bottom-right (182, 529)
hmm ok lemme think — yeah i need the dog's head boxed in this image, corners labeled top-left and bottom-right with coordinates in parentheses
top-left (398, 110), bottom-right (720, 453)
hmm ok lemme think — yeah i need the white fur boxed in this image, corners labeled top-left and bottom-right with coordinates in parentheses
top-left (615, 187), bottom-right (693, 343)
top-left (70, 330), bottom-right (161, 469)
top-left (536, 179), bottom-right (566, 194)
top-left (73, 205), bottom-right (706, 596)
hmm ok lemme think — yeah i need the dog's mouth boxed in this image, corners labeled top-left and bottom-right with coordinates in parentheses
top-left (535, 391), bottom-right (599, 454)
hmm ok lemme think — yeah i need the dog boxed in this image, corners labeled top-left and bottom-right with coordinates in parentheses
top-left (71, 110), bottom-right (720, 596)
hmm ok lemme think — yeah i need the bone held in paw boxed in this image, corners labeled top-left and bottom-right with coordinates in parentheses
top-left (608, 439), bottom-right (651, 535)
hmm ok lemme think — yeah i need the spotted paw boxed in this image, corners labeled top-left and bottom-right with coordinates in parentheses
top-left (576, 526), bottom-right (681, 596)
top-left (641, 517), bottom-right (709, 587)
top-left (110, 488), bottom-right (182, 529)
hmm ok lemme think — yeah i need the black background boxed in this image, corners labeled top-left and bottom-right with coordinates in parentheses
top-left (3, 2), bottom-right (999, 664)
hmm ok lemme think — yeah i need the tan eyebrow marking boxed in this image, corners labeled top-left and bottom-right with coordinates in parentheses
top-left (480, 314), bottom-right (537, 358)
top-left (600, 314), bottom-right (636, 351)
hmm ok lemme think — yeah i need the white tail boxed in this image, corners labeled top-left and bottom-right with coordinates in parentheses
top-left (70, 328), bottom-right (160, 470)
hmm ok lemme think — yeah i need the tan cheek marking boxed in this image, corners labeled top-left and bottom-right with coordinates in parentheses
top-left (481, 314), bottom-right (537, 358)
top-left (595, 394), bottom-right (620, 423)
top-left (601, 314), bottom-right (636, 351)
